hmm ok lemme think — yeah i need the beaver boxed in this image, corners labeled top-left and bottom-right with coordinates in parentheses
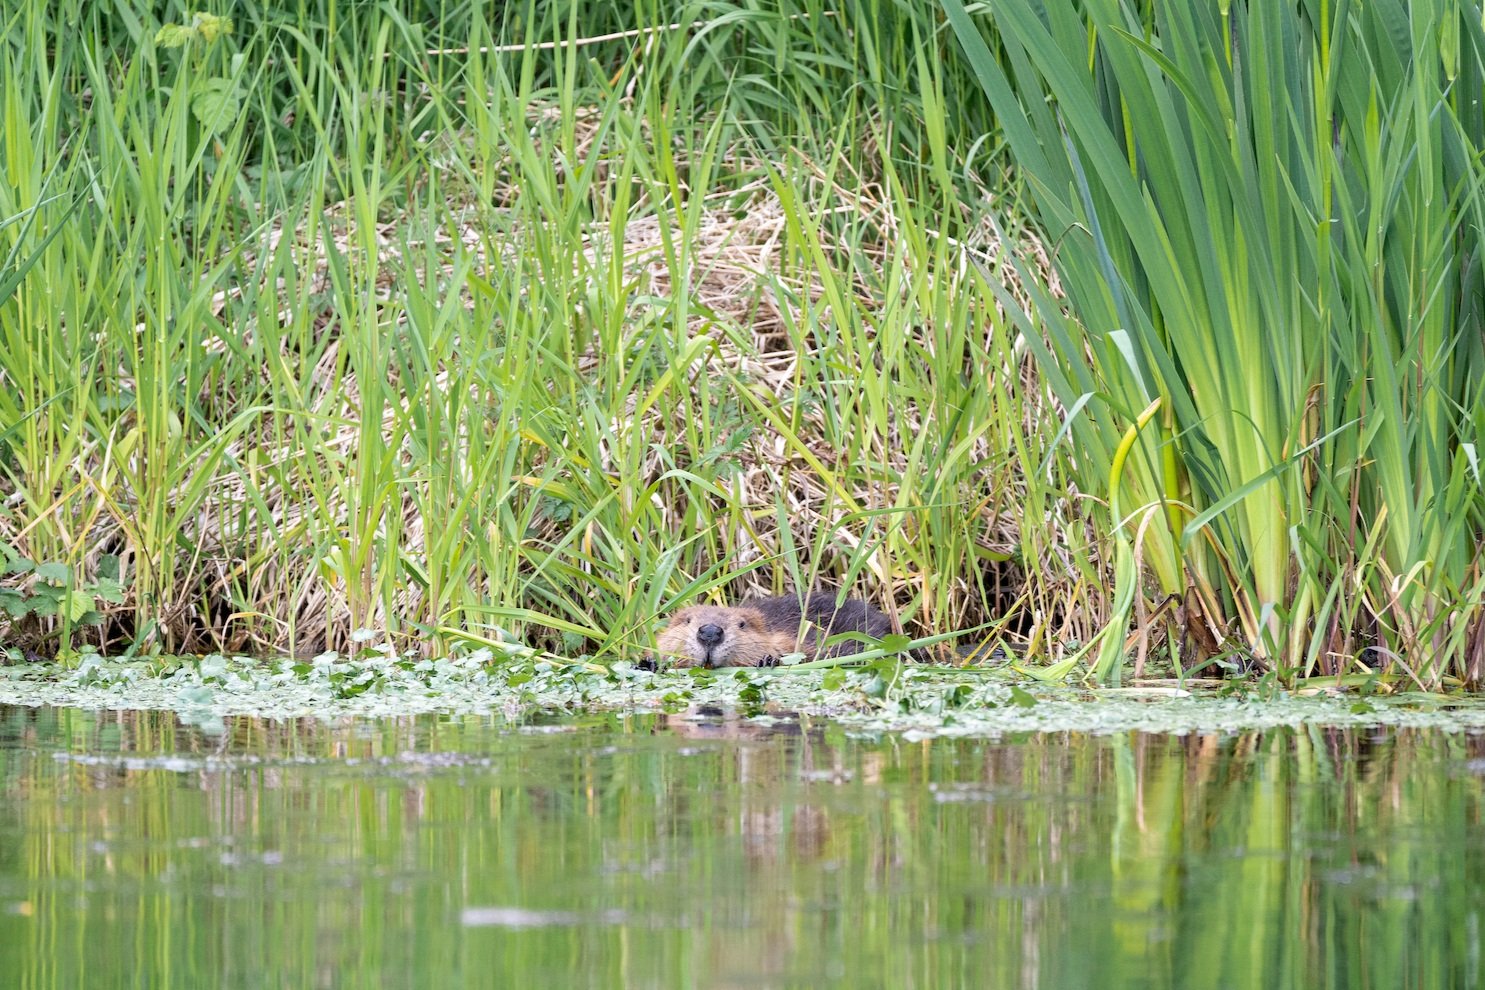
top-left (651, 592), bottom-right (894, 669)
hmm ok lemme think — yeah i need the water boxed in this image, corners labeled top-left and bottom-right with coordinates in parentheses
top-left (0, 703), bottom-right (1481, 989)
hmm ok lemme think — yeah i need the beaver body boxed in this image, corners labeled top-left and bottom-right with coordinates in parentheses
top-left (655, 592), bottom-right (893, 669)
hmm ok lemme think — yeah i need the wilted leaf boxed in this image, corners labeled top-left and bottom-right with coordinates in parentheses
top-left (193, 12), bottom-right (233, 42)
top-left (155, 24), bottom-right (193, 47)
top-left (155, 13), bottom-right (233, 48)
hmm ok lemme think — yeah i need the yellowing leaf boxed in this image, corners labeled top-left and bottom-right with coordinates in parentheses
top-left (66, 591), bottom-right (94, 623)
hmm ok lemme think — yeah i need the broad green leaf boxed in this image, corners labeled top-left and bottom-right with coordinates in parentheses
top-left (34, 562), bottom-right (68, 584)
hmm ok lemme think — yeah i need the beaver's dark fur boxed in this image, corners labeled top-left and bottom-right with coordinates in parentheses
top-left (652, 592), bottom-right (895, 669)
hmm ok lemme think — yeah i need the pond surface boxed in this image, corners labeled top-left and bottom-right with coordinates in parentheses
top-left (0, 703), bottom-right (1481, 989)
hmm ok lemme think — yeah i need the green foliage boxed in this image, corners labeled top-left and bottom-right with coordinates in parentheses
top-left (12, 0), bottom-right (1477, 688)
top-left (945, 0), bottom-right (1485, 685)
top-left (0, 545), bottom-right (126, 655)
top-left (155, 12), bottom-right (234, 48)
top-left (0, 0), bottom-right (1034, 662)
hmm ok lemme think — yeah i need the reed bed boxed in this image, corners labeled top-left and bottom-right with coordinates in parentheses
top-left (945, 0), bottom-right (1485, 686)
top-left (2, 0), bottom-right (1480, 686)
top-left (0, 0), bottom-right (1085, 663)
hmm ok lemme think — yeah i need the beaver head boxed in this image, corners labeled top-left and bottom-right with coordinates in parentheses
top-left (654, 605), bottom-right (797, 668)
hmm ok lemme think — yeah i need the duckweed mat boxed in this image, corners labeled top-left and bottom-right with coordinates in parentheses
top-left (2, 653), bottom-right (1483, 738)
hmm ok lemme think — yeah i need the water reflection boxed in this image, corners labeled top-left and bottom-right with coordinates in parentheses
top-left (0, 704), bottom-right (1481, 989)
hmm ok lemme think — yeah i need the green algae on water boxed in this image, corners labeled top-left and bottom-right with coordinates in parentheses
top-left (3, 653), bottom-right (1485, 737)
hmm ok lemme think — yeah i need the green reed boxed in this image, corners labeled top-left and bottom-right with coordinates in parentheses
top-left (945, 0), bottom-right (1485, 684)
top-left (0, 0), bottom-right (1039, 662)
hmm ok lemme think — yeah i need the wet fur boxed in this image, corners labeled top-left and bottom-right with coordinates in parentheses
top-left (654, 593), bottom-right (894, 669)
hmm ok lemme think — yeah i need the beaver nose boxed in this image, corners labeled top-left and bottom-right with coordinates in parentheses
top-left (697, 623), bottom-right (724, 646)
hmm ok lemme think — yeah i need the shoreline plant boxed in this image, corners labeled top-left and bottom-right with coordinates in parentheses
top-left (945, 0), bottom-right (1485, 686)
top-left (3, 0), bottom-right (1481, 690)
top-left (0, 2), bottom-right (1048, 665)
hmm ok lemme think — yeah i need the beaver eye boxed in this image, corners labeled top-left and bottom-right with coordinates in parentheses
top-left (737, 620), bottom-right (747, 629)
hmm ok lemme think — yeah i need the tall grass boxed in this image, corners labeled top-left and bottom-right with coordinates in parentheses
top-left (22, 0), bottom-right (1475, 685)
top-left (0, 1), bottom-right (1060, 661)
top-left (945, 0), bottom-right (1485, 685)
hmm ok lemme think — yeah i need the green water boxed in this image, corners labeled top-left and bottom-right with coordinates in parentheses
top-left (0, 704), bottom-right (1480, 989)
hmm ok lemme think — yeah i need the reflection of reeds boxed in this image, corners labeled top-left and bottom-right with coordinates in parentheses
top-left (945, 0), bottom-right (1485, 684)
top-left (7, 708), bottom-right (1480, 986)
